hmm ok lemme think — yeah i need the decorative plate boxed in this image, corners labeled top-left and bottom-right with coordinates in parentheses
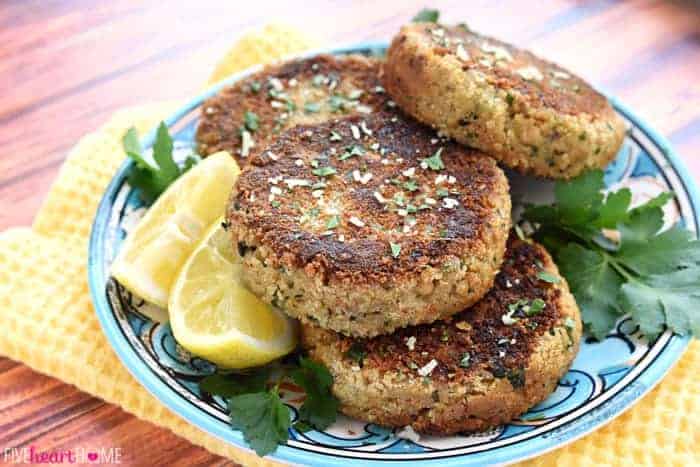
top-left (88, 43), bottom-right (697, 466)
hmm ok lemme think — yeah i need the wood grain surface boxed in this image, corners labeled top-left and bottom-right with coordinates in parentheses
top-left (1, 1), bottom-right (699, 466)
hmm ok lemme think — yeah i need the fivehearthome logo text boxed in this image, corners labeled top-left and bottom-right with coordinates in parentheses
top-left (3, 446), bottom-right (123, 464)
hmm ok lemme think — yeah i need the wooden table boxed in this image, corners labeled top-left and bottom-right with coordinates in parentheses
top-left (1, 0), bottom-right (698, 465)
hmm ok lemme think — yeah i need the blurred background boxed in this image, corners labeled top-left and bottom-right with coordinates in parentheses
top-left (1, 1), bottom-right (699, 231)
top-left (0, 0), bottom-right (698, 464)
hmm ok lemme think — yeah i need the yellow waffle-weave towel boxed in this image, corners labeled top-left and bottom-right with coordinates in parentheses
top-left (1, 22), bottom-right (699, 467)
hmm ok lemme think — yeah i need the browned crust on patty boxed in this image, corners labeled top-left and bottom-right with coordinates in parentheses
top-left (228, 111), bottom-right (511, 337)
top-left (384, 23), bottom-right (626, 179)
top-left (229, 113), bottom-right (509, 284)
top-left (394, 24), bottom-right (610, 116)
top-left (196, 54), bottom-right (390, 163)
top-left (301, 235), bottom-right (582, 434)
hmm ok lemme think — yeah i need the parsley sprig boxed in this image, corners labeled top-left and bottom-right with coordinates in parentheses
top-left (412, 8), bottom-right (440, 23)
top-left (122, 122), bottom-right (200, 203)
top-left (522, 169), bottom-right (700, 340)
top-left (199, 357), bottom-right (338, 457)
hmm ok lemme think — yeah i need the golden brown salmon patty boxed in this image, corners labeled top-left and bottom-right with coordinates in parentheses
top-left (196, 54), bottom-right (390, 163)
top-left (301, 236), bottom-right (582, 435)
top-left (384, 23), bottom-right (626, 179)
top-left (227, 113), bottom-right (511, 338)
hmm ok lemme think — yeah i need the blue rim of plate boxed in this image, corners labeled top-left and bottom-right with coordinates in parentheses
top-left (88, 41), bottom-right (697, 466)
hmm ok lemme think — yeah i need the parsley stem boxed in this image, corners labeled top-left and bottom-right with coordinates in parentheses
top-left (605, 254), bottom-right (635, 282)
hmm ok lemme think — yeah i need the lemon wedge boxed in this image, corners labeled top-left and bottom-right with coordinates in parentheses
top-left (111, 151), bottom-right (240, 307)
top-left (169, 220), bottom-right (298, 368)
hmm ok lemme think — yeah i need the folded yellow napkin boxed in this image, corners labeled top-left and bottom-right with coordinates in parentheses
top-left (1, 23), bottom-right (698, 467)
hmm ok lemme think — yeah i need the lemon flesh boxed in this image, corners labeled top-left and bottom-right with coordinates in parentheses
top-left (169, 221), bottom-right (298, 368)
top-left (111, 151), bottom-right (240, 307)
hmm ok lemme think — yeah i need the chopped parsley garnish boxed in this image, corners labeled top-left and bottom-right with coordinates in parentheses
top-left (313, 166), bottom-right (337, 177)
top-left (507, 298), bottom-right (545, 317)
top-left (459, 352), bottom-right (471, 368)
top-left (423, 148), bottom-right (445, 171)
top-left (312, 74), bottom-right (326, 87)
top-left (304, 102), bottom-right (321, 114)
top-left (527, 298), bottom-right (546, 316)
top-left (338, 144), bottom-right (365, 161)
top-left (122, 122), bottom-right (200, 203)
top-left (329, 131), bottom-right (343, 141)
top-left (270, 200), bottom-right (281, 208)
top-left (536, 270), bottom-right (561, 284)
top-left (523, 169), bottom-right (700, 340)
top-left (329, 94), bottom-right (352, 112)
top-left (243, 111), bottom-right (260, 132)
top-left (390, 242), bottom-right (402, 258)
top-left (404, 180), bottom-right (419, 192)
top-left (326, 215), bottom-right (340, 229)
top-left (412, 8), bottom-right (440, 23)
top-left (344, 343), bottom-right (367, 366)
top-left (436, 188), bottom-right (449, 198)
top-left (507, 369), bottom-right (525, 388)
top-left (250, 81), bottom-right (261, 93)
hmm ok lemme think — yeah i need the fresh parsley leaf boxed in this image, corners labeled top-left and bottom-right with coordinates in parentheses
top-left (554, 169), bottom-right (605, 225)
top-left (152, 122), bottom-right (179, 182)
top-left (629, 192), bottom-right (674, 217)
top-left (618, 223), bottom-right (700, 275)
top-left (293, 420), bottom-right (313, 433)
top-left (291, 358), bottom-right (339, 430)
top-left (595, 188), bottom-right (631, 229)
top-left (122, 127), bottom-right (148, 166)
top-left (183, 154), bottom-right (201, 172)
top-left (228, 389), bottom-right (290, 457)
top-left (619, 269), bottom-right (700, 338)
top-left (412, 8), bottom-right (440, 23)
top-left (122, 123), bottom-right (197, 203)
top-left (524, 170), bottom-right (700, 340)
top-left (200, 370), bottom-right (268, 398)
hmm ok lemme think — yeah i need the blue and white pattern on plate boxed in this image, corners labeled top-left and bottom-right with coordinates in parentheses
top-left (88, 43), bottom-right (698, 466)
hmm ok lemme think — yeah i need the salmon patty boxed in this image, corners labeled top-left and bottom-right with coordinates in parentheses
top-left (384, 23), bottom-right (626, 179)
top-left (301, 235), bottom-right (582, 434)
top-left (197, 54), bottom-right (390, 163)
top-left (227, 113), bottom-right (511, 337)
